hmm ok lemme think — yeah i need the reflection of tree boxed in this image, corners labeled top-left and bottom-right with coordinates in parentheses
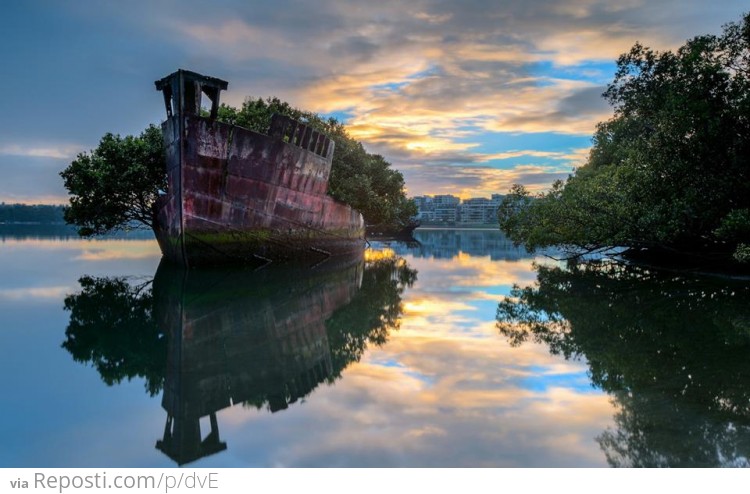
top-left (325, 255), bottom-right (417, 379)
top-left (496, 261), bottom-right (750, 467)
top-left (62, 252), bottom-right (416, 465)
top-left (62, 276), bottom-right (166, 396)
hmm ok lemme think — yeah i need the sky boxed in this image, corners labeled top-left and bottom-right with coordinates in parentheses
top-left (0, 1), bottom-right (747, 204)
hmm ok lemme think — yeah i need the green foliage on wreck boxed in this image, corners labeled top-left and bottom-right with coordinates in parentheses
top-left (60, 96), bottom-right (416, 237)
top-left (60, 125), bottom-right (166, 236)
top-left (216, 98), bottom-right (418, 230)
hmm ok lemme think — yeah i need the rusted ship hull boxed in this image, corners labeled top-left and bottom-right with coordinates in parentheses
top-left (153, 70), bottom-right (365, 267)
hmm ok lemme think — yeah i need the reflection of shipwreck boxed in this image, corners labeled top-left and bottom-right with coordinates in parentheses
top-left (61, 247), bottom-right (415, 465)
top-left (153, 70), bottom-right (365, 267)
top-left (153, 257), bottom-right (364, 465)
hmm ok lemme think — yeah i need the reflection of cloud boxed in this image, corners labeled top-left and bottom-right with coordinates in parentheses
top-left (0, 238), bottom-right (162, 275)
top-left (0, 238), bottom-right (89, 250)
top-left (403, 298), bottom-right (475, 315)
top-left (74, 243), bottom-right (162, 261)
top-left (407, 254), bottom-right (549, 293)
top-left (1, 238), bottom-right (159, 258)
top-left (219, 324), bottom-right (612, 466)
top-left (208, 241), bottom-right (614, 466)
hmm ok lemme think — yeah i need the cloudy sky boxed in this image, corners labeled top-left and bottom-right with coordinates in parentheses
top-left (1, 1), bottom-right (747, 203)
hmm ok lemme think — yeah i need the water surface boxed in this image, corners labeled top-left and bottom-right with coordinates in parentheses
top-left (2, 227), bottom-right (749, 467)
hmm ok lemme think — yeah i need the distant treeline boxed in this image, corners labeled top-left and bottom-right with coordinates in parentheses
top-left (0, 203), bottom-right (66, 224)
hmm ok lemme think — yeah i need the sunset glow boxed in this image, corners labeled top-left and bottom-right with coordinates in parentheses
top-left (1, 2), bottom-right (746, 203)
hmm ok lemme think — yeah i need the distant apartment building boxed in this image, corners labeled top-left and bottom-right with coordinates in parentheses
top-left (432, 195), bottom-right (461, 223)
top-left (458, 194), bottom-right (504, 224)
top-left (412, 194), bottom-right (504, 225)
top-left (412, 195), bottom-right (435, 222)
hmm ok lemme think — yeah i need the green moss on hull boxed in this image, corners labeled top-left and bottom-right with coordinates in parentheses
top-left (174, 227), bottom-right (364, 266)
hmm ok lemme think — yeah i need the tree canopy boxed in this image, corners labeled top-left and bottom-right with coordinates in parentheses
top-left (498, 13), bottom-right (750, 263)
top-left (61, 97), bottom-right (416, 237)
top-left (60, 125), bottom-right (166, 236)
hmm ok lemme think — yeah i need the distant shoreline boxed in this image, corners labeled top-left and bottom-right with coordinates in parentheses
top-left (417, 224), bottom-right (498, 230)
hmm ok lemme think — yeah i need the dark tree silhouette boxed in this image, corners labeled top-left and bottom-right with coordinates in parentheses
top-left (62, 275), bottom-right (166, 396)
top-left (499, 13), bottom-right (750, 263)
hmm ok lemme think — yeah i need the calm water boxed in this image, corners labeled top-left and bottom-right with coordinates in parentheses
top-left (2, 227), bottom-right (750, 467)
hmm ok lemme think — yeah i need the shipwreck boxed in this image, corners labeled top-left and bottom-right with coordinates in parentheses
top-left (153, 69), bottom-right (365, 267)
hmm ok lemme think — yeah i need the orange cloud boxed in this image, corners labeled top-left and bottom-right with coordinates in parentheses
top-left (161, 1), bottom-right (733, 199)
top-left (400, 163), bottom-right (574, 198)
top-left (1, 238), bottom-right (160, 260)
